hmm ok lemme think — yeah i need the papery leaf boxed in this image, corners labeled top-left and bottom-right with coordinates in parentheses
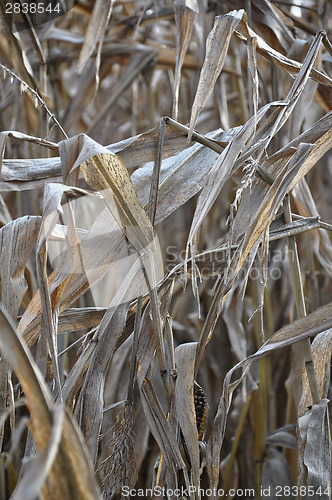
top-left (60, 134), bottom-right (153, 250)
top-left (78, 0), bottom-right (114, 74)
top-left (232, 110), bottom-right (332, 241)
top-left (299, 329), bottom-right (332, 417)
top-left (19, 134), bottom-right (164, 347)
top-left (174, 343), bottom-right (200, 495)
top-left (292, 178), bottom-right (332, 276)
top-left (0, 304), bottom-right (102, 499)
top-left (298, 399), bottom-right (331, 495)
top-left (135, 285), bottom-right (188, 483)
top-left (0, 216), bottom-right (40, 319)
top-left (11, 405), bottom-right (64, 500)
top-left (172, 0), bottom-right (198, 120)
top-left (247, 36), bottom-right (258, 121)
top-left (188, 10), bottom-right (244, 138)
top-left (235, 13), bottom-right (332, 87)
top-left (132, 127), bottom-right (233, 225)
top-left (77, 302), bottom-right (129, 464)
top-left (206, 302), bottom-right (332, 492)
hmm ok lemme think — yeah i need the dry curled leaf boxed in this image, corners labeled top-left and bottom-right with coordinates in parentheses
top-left (188, 10), bottom-right (244, 138)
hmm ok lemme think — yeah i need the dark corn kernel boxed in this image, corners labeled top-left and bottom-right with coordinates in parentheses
top-left (194, 381), bottom-right (207, 441)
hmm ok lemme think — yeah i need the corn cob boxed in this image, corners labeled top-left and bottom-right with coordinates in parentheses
top-left (194, 381), bottom-right (207, 441)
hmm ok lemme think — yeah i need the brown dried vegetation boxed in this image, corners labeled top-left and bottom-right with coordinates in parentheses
top-left (0, 1), bottom-right (331, 499)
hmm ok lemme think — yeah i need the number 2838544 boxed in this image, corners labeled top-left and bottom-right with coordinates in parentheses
top-left (5, 3), bottom-right (61, 15)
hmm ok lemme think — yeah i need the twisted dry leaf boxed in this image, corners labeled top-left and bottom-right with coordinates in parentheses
top-left (0, 215), bottom-right (40, 319)
top-left (206, 302), bottom-right (332, 494)
top-left (0, 304), bottom-right (102, 499)
top-left (299, 329), bottom-right (332, 417)
top-left (235, 12), bottom-right (332, 87)
top-left (188, 9), bottom-right (244, 139)
top-left (297, 399), bottom-right (331, 495)
top-left (172, 0), bottom-right (198, 120)
top-left (174, 342), bottom-right (200, 497)
top-left (78, 0), bottom-right (114, 74)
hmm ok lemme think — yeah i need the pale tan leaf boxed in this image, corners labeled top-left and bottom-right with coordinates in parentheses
top-left (247, 36), bottom-right (258, 121)
top-left (251, 0), bottom-right (295, 51)
top-left (135, 285), bottom-right (188, 480)
top-left (18, 133), bottom-right (165, 346)
top-left (59, 134), bottom-right (153, 250)
top-left (188, 9), bottom-right (244, 138)
top-left (232, 110), bottom-right (332, 242)
top-left (206, 302), bottom-right (332, 492)
top-left (140, 379), bottom-right (187, 473)
top-left (35, 184), bottom-right (86, 390)
top-left (213, 111), bottom-right (328, 316)
top-left (0, 130), bottom-right (57, 174)
top-left (93, 1), bottom-right (115, 93)
top-left (235, 13), bottom-right (332, 87)
top-left (0, 304), bottom-right (102, 499)
top-left (0, 216), bottom-right (41, 319)
top-left (298, 399), bottom-right (331, 494)
top-left (299, 329), bottom-right (332, 417)
top-left (292, 178), bottom-right (332, 276)
top-left (231, 28), bottom-right (326, 192)
top-left (78, 0), bottom-right (114, 74)
top-left (231, 143), bottom-right (313, 276)
top-left (132, 127), bottom-right (232, 225)
top-left (288, 78), bottom-right (318, 140)
top-left (17, 189), bottom-right (118, 342)
top-left (0, 194), bottom-right (11, 226)
top-left (0, 125), bottom-right (189, 191)
top-left (174, 343), bottom-right (200, 494)
top-left (0, 157), bottom-right (62, 191)
top-left (11, 405), bottom-right (64, 500)
top-left (77, 302), bottom-right (129, 464)
top-left (172, 0), bottom-right (198, 120)
top-left (270, 31), bottom-right (326, 135)
top-left (113, 123), bottom-right (190, 169)
top-left (57, 307), bottom-right (106, 334)
top-left (186, 101), bottom-right (284, 278)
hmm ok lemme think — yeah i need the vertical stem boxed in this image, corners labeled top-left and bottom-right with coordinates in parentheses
top-left (147, 118), bottom-right (168, 386)
top-left (231, 38), bottom-right (249, 124)
top-left (148, 118), bottom-right (165, 226)
top-left (143, 118), bottom-right (173, 399)
top-left (251, 279), bottom-right (267, 500)
top-left (222, 393), bottom-right (253, 492)
top-left (126, 295), bottom-right (143, 403)
top-left (283, 195), bottom-right (320, 405)
top-left (246, 0), bottom-right (253, 118)
top-left (127, 118), bottom-right (168, 405)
